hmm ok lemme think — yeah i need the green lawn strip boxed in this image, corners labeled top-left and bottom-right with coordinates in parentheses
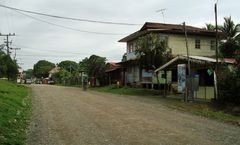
top-left (92, 86), bottom-right (240, 125)
top-left (159, 99), bottom-right (240, 124)
top-left (91, 85), bottom-right (162, 96)
top-left (0, 80), bottom-right (31, 145)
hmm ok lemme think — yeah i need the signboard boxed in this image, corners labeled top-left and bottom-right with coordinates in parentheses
top-left (207, 68), bottom-right (213, 76)
top-left (177, 64), bottom-right (186, 93)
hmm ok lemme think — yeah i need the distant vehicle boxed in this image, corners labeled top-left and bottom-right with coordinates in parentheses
top-left (48, 80), bottom-right (54, 84)
top-left (35, 80), bottom-right (42, 84)
top-left (25, 79), bottom-right (32, 84)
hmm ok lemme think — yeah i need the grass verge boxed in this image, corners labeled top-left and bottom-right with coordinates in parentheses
top-left (159, 98), bottom-right (240, 125)
top-left (92, 86), bottom-right (240, 125)
top-left (0, 80), bottom-right (31, 145)
top-left (92, 85), bottom-right (162, 96)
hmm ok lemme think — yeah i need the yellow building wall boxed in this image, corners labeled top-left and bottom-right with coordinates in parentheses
top-left (168, 34), bottom-right (215, 57)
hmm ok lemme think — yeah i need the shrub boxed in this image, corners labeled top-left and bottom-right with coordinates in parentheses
top-left (218, 71), bottom-right (240, 105)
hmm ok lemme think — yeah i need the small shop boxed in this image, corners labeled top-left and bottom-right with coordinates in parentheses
top-left (155, 55), bottom-right (234, 101)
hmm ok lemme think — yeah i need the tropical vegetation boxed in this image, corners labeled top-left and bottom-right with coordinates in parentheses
top-left (0, 50), bottom-right (18, 80)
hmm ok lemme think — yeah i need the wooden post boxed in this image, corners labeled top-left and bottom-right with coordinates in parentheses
top-left (164, 70), bottom-right (167, 97)
top-left (214, 2), bottom-right (219, 100)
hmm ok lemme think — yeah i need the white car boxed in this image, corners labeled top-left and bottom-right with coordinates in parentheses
top-left (26, 79), bottom-right (32, 84)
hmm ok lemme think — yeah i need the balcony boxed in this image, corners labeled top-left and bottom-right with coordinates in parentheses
top-left (126, 52), bottom-right (137, 60)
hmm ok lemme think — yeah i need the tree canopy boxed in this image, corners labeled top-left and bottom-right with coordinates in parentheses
top-left (219, 16), bottom-right (240, 57)
top-left (58, 60), bottom-right (79, 73)
top-left (135, 33), bottom-right (172, 71)
top-left (33, 60), bottom-right (55, 78)
top-left (205, 23), bottom-right (215, 31)
top-left (0, 50), bottom-right (18, 80)
top-left (80, 55), bottom-right (107, 83)
top-left (23, 69), bottom-right (33, 79)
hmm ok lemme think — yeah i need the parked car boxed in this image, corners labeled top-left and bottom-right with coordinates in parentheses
top-left (48, 80), bottom-right (54, 84)
top-left (25, 79), bottom-right (32, 84)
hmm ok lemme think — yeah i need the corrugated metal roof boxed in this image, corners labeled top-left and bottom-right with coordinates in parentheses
top-left (119, 22), bottom-right (217, 42)
top-left (155, 55), bottom-right (235, 72)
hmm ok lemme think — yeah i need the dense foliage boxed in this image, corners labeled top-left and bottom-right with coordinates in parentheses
top-left (135, 33), bottom-right (172, 71)
top-left (23, 69), bottom-right (33, 79)
top-left (33, 60), bottom-right (55, 78)
top-left (0, 51), bottom-right (18, 80)
top-left (52, 69), bottom-right (72, 85)
top-left (58, 60), bottom-right (79, 73)
top-left (79, 55), bottom-right (107, 86)
top-left (217, 17), bottom-right (240, 106)
top-left (218, 17), bottom-right (240, 57)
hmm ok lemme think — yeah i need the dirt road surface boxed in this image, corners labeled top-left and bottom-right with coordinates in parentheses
top-left (27, 85), bottom-right (240, 145)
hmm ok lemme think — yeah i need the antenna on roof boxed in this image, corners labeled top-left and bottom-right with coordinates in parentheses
top-left (156, 8), bottom-right (166, 23)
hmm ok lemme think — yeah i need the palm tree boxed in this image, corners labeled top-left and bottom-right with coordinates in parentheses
top-left (219, 16), bottom-right (240, 58)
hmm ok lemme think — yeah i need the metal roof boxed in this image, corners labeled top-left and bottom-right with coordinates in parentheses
top-left (155, 55), bottom-right (235, 72)
top-left (119, 22), bottom-right (217, 42)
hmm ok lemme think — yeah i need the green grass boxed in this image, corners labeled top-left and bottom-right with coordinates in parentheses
top-left (92, 86), bottom-right (240, 125)
top-left (159, 99), bottom-right (240, 124)
top-left (92, 85), bottom-right (163, 96)
top-left (0, 80), bottom-right (31, 145)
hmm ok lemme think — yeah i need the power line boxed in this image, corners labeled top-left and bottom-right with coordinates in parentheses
top-left (15, 45), bottom-right (122, 60)
top-left (17, 54), bottom-right (79, 58)
top-left (15, 11), bottom-right (127, 35)
top-left (0, 4), bottom-right (141, 26)
top-left (12, 44), bottom-right (93, 55)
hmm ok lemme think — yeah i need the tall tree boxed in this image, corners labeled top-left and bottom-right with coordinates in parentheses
top-left (0, 51), bottom-right (18, 80)
top-left (23, 69), bottom-right (33, 79)
top-left (205, 23), bottom-right (215, 30)
top-left (135, 33), bottom-right (172, 71)
top-left (79, 55), bottom-right (107, 85)
top-left (58, 60), bottom-right (78, 73)
top-left (33, 60), bottom-right (55, 78)
top-left (219, 16), bottom-right (240, 57)
top-left (0, 50), bottom-right (7, 76)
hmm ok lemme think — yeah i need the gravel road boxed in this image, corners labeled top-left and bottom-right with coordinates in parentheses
top-left (27, 85), bottom-right (240, 145)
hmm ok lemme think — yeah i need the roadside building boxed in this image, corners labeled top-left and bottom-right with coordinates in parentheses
top-left (154, 55), bottom-right (234, 100)
top-left (105, 62), bottom-right (122, 86)
top-left (119, 22), bottom-right (217, 86)
top-left (118, 22), bottom-right (228, 100)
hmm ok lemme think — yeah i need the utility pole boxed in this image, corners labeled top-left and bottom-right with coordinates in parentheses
top-left (0, 33), bottom-right (15, 55)
top-left (183, 22), bottom-right (191, 102)
top-left (214, 2), bottom-right (219, 100)
top-left (10, 47), bottom-right (21, 60)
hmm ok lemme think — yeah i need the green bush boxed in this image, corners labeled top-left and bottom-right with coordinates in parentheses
top-left (218, 72), bottom-right (240, 105)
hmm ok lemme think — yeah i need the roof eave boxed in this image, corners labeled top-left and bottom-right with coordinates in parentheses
top-left (119, 29), bottom-right (217, 43)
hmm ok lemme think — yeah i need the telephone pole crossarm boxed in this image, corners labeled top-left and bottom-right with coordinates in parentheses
top-left (0, 33), bottom-right (16, 55)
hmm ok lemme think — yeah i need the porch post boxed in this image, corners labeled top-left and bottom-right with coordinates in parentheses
top-left (214, 71), bottom-right (218, 100)
top-left (164, 70), bottom-right (167, 97)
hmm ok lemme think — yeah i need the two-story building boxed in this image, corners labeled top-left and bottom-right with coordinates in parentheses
top-left (119, 22), bottom-right (217, 87)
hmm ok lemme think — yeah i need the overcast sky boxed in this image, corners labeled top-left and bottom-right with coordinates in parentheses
top-left (0, 0), bottom-right (239, 70)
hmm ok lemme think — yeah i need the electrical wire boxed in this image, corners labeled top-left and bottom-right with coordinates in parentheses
top-left (13, 44), bottom-right (92, 55)
top-left (15, 11), bottom-right (127, 35)
top-left (0, 4), bottom-right (141, 26)
top-left (15, 45), bottom-right (122, 60)
top-left (17, 54), bottom-right (79, 58)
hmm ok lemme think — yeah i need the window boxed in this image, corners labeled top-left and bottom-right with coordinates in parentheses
top-left (195, 39), bottom-right (201, 49)
top-left (128, 43), bottom-right (134, 53)
top-left (210, 40), bottom-right (215, 50)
